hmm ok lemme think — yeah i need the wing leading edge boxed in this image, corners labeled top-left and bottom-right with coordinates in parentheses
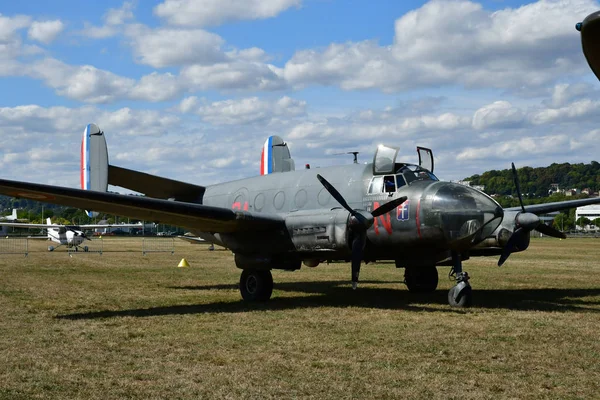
top-left (0, 178), bottom-right (284, 234)
top-left (505, 197), bottom-right (600, 215)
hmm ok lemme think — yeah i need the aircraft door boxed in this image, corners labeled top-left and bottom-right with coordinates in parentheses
top-left (373, 145), bottom-right (399, 175)
top-left (417, 146), bottom-right (434, 173)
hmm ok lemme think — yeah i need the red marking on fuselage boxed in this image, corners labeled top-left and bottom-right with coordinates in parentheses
top-left (232, 201), bottom-right (249, 211)
top-left (416, 198), bottom-right (422, 239)
top-left (373, 201), bottom-right (393, 235)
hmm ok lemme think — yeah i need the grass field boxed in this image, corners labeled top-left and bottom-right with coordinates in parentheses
top-left (0, 237), bottom-right (599, 399)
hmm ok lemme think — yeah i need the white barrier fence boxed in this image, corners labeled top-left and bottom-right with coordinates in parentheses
top-left (142, 238), bottom-right (175, 255)
top-left (0, 238), bottom-right (28, 256)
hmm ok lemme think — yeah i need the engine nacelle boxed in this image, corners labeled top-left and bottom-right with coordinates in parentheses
top-left (285, 209), bottom-right (350, 253)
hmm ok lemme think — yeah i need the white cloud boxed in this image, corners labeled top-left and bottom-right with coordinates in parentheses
top-left (283, 0), bottom-right (599, 92)
top-left (191, 96), bottom-right (306, 125)
top-left (154, 0), bottom-right (301, 27)
top-left (180, 61), bottom-right (286, 91)
top-left (127, 25), bottom-right (226, 67)
top-left (27, 20), bottom-right (64, 44)
top-left (130, 72), bottom-right (183, 102)
top-left (0, 14), bottom-right (30, 41)
top-left (548, 83), bottom-right (593, 107)
top-left (80, 1), bottom-right (135, 39)
top-left (105, 1), bottom-right (135, 25)
top-left (28, 58), bottom-right (136, 103)
top-left (472, 101), bottom-right (525, 130)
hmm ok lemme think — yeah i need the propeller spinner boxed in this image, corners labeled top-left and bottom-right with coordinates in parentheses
top-left (316, 174), bottom-right (407, 288)
top-left (498, 163), bottom-right (566, 266)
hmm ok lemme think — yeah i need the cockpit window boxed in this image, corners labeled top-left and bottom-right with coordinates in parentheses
top-left (383, 176), bottom-right (395, 193)
top-left (369, 175), bottom-right (408, 194)
top-left (397, 164), bottom-right (439, 184)
top-left (395, 174), bottom-right (407, 189)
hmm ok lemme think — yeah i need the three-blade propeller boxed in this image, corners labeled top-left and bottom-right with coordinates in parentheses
top-left (317, 174), bottom-right (407, 288)
top-left (498, 163), bottom-right (566, 266)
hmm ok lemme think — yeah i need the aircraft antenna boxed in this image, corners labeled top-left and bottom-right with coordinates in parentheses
top-left (333, 151), bottom-right (359, 164)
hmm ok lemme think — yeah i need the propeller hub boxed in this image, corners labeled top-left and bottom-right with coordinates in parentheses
top-left (516, 212), bottom-right (540, 231)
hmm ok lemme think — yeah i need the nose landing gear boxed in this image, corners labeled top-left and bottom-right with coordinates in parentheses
top-left (448, 251), bottom-right (472, 307)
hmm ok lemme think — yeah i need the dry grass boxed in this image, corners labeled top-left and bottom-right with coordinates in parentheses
top-left (0, 237), bottom-right (599, 399)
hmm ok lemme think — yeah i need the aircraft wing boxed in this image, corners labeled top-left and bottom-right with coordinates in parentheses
top-left (505, 197), bottom-right (600, 215)
top-left (0, 222), bottom-right (59, 228)
top-left (79, 223), bottom-right (144, 229)
top-left (177, 235), bottom-right (207, 244)
top-left (0, 179), bottom-right (285, 233)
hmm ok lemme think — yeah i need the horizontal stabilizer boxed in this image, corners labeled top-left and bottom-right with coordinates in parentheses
top-left (108, 165), bottom-right (206, 203)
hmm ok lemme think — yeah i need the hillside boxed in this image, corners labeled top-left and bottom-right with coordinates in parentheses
top-left (462, 161), bottom-right (600, 198)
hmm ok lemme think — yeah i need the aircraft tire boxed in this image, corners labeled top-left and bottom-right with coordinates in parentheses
top-left (48, 246), bottom-right (54, 252)
top-left (84, 246), bottom-right (89, 252)
top-left (404, 266), bottom-right (438, 292)
top-left (448, 285), bottom-right (472, 308)
top-left (240, 269), bottom-right (273, 302)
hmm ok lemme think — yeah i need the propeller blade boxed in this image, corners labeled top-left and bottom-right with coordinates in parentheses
top-left (511, 163), bottom-right (526, 213)
top-left (316, 174), bottom-right (354, 215)
top-left (498, 227), bottom-right (524, 266)
top-left (372, 196), bottom-right (408, 217)
top-left (536, 223), bottom-right (567, 239)
top-left (351, 232), bottom-right (367, 289)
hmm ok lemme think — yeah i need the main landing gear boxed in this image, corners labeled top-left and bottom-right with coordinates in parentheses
top-left (448, 251), bottom-right (472, 307)
top-left (239, 269), bottom-right (273, 302)
top-left (403, 265), bottom-right (438, 293)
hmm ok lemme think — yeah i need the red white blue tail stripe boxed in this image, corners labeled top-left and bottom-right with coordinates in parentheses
top-left (260, 136), bottom-right (273, 175)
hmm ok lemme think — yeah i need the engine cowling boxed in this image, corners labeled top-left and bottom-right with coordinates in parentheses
top-left (285, 209), bottom-right (350, 253)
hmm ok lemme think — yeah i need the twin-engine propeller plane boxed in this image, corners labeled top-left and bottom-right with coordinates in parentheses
top-left (0, 217), bottom-right (142, 251)
top-left (0, 13), bottom-right (599, 306)
top-left (1, 124), bottom-right (600, 307)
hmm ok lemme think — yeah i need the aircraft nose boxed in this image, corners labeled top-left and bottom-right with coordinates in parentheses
top-left (429, 183), bottom-right (503, 249)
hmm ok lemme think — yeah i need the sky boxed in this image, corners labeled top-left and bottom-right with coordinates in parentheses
top-left (1, 0), bottom-right (599, 191)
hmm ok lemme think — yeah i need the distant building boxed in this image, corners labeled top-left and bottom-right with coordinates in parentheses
top-left (565, 188), bottom-right (581, 197)
top-left (548, 183), bottom-right (560, 195)
top-left (575, 204), bottom-right (600, 231)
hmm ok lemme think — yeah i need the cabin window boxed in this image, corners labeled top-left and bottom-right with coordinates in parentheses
top-left (368, 176), bottom-right (383, 194)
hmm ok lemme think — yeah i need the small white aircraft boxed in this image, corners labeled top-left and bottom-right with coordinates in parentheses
top-left (0, 209), bottom-right (19, 221)
top-left (0, 218), bottom-right (142, 251)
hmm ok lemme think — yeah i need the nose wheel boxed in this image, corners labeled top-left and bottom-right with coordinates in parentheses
top-left (448, 251), bottom-right (472, 307)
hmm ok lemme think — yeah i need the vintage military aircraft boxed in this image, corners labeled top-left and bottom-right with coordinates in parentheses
top-left (1, 124), bottom-right (600, 307)
top-left (0, 217), bottom-right (143, 251)
top-left (0, 13), bottom-right (599, 306)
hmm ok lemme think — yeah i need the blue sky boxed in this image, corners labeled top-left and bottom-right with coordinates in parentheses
top-left (1, 0), bottom-right (600, 188)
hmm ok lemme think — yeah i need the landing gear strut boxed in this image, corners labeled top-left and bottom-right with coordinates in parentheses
top-left (239, 269), bottom-right (273, 302)
top-left (448, 251), bottom-right (472, 307)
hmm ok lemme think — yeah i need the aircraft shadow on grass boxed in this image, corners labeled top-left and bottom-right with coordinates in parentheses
top-left (57, 282), bottom-right (600, 320)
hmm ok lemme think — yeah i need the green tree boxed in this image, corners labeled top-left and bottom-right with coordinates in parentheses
top-left (576, 216), bottom-right (591, 229)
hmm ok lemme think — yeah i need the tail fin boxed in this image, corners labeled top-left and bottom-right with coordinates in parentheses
top-left (47, 218), bottom-right (52, 225)
top-left (260, 135), bottom-right (295, 175)
top-left (11, 209), bottom-right (17, 220)
top-left (81, 123), bottom-right (108, 218)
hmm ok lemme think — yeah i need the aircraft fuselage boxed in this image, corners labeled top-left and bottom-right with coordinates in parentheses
top-left (198, 163), bottom-right (503, 269)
